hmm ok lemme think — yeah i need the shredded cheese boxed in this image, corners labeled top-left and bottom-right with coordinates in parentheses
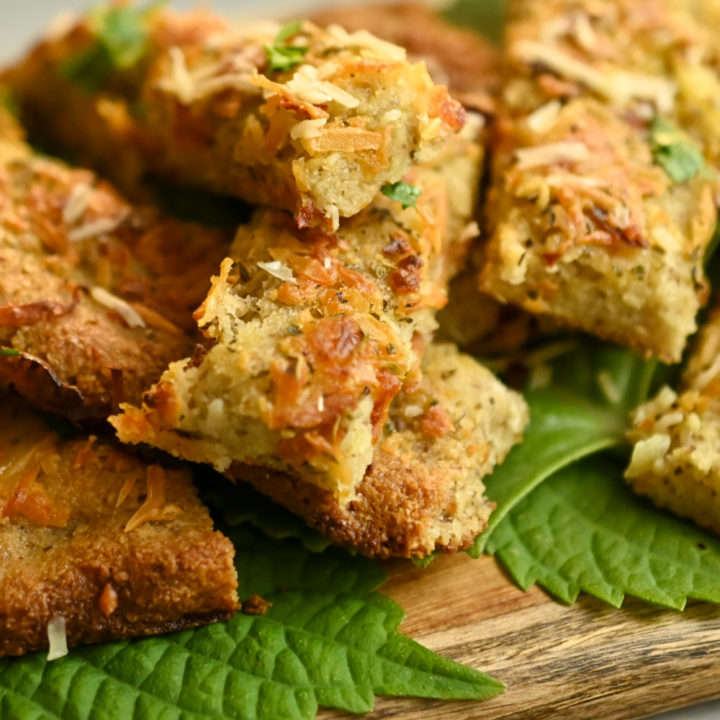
top-left (325, 24), bottom-right (406, 61)
top-left (90, 287), bottom-right (146, 329)
top-left (525, 100), bottom-right (562, 134)
top-left (62, 183), bottom-right (93, 225)
top-left (316, 61), bottom-right (339, 80)
top-left (204, 21), bottom-right (281, 49)
top-left (124, 465), bottom-right (167, 533)
top-left (459, 221), bottom-right (480, 243)
top-left (207, 398), bottom-right (225, 425)
top-left (571, 12), bottom-right (597, 52)
top-left (326, 205), bottom-right (340, 231)
top-left (258, 260), bottom-right (296, 283)
top-left (403, 405), bottom-right (424, 419)
top-left (515, 141), bottom-right (590, 170)
top-left (512, 39), bottom-right (677, 112)
top-left (626, 434), bottom-right (672, 477)
top-left (691, 355), bottom-right (720, 392)
top-left (290, 118), bottom-right (327, 140)
top-left (286, 65), bottom-right (360, 108)
top-left (653, 411), bottom-right (685, 432)
top-left (47, 616), bottom-right (68, 661)
top-left (543, 174), bottom-right (605, 189)
top-left (158, 46), bottom-right (261, 104)
top-left (68, 216), bottom-right (124, 242)
top-left (419, 116), bottom-right (444, 142)
top-left (191, 73), bottom-right (261, 100)
top-left (161, 46), bottom-right (198, 104)
top-left (381, 109), bottom-right (402, 124)
top-left (116, 474), bottom-right (137, 509)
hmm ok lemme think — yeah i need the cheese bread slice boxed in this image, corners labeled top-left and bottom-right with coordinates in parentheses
top-left (0, 397), bottom-right (237, 657)
top-left (0, 108), bottom-right (231, 420)
top-left (229, 343), bottom-right (528, 559)
top-left (627, 306), bottom-right (720, 535)
top-left (480, 0), bottom-right (717, 363)
top-left (6, 5), bottom-right (466, 229)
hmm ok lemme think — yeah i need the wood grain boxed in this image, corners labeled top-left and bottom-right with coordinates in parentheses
top-left (322, 553), bottom-right (720, 719)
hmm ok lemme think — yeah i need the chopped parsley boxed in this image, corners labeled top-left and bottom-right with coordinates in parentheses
top-left (0, 347), bottom-right (20, 357)
top-left (61, 2), bottom-right (163, 91)
top-left (264, 21), bottom-right (308, 73)
top-left (650, 116), bottom-right (706, 184)
top-left (381, 181), bottom-right (422, 210)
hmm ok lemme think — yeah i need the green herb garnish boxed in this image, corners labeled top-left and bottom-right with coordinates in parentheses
top-left (381, 181), bottom-right (422, 210)
top-left (0, 347), bottom-right (20, 357)
top-left (264, 20), bottom-right (308, 73)
top-left (650, 116), bottom-right (706, 184)
top-left (61, 2), bottom-right (163, 91)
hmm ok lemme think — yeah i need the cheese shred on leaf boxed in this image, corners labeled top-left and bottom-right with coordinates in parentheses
top-left (46, 617), bottom-right (68, 661)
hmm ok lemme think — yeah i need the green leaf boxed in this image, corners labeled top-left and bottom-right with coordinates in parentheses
top-left (469, 387), bottom-right (627, 555)
top-left (443, 0), bottom-right (507, 43)
top-left (0, 527), bottom-right (502, 719)
top-left (487, 459), bottom-right (720, 609)
top-left (207, 483), bottom-right (333, 553)
top-left (470, 339), bottom-right (657, 555)
top-left (229, 525), bottom-right (345, 592)
top-left (275, 21), bottom-right (305, 46)
top-left (265, 20), bottom-right (308, 73)
top-left (650, 116), bottom-right (706, 184)
top-left (264, 44), bottom-right (308, 72)
top-left (381, 181), bottom-right (422, 210)
top-left (61, 2), bottom-right (160, 91)
top-left (98, 4), bottom-right (150, 68)
top-left (0, 347), bottom-right (20, 356)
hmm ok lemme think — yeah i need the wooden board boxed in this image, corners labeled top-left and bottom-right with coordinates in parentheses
top-left (322, 553), bottom-right (720, 720)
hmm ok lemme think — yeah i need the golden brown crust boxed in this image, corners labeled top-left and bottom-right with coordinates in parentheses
top-left (229, 454), bottom-right (458, 558)
top-left (0, 398), bottom-right (238, 657)
top-left (0, 111), bottom-right (231, 420)
top-left (7, 8), bottom-right (465, 229)
top-left (227, 343), bottom-right (528, 559)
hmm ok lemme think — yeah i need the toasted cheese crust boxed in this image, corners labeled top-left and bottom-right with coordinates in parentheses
top-left (480, 0), bottom-right (718, 363)
top-left (311, 1), bottom-right (498, 114)
top-left (0, 110), bottom-right (231, 420)
top-left (626, 306), bottom-right (720, 536)
top-left (0, 397), bottom-right (237, 657)
top-left (310, 1), bottom-right (531, 358)
top-left (7, 7), bottom-right (466, 229)
top-left (112, 128), bottom-right (483, 499)
top-left (228, 343), bottom-right (528, 559)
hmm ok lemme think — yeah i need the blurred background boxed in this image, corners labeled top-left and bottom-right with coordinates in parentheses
top-left (0, 0), bottom-right (362, 62)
